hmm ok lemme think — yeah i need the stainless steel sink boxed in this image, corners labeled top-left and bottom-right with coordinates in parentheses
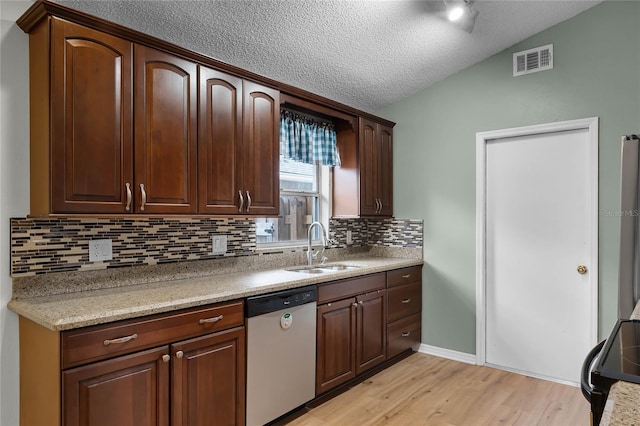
top-left (317, 264), bottom-right (359, 271)
top-left (287, 264), bottom-right (360, 274)
top-left (289, 268), bottom-right (327, 274)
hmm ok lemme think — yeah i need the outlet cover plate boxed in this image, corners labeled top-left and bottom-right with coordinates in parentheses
top-left (211, 235), bottom-right (227, 255)
top-left (89, 239), bottom-right (113, 262)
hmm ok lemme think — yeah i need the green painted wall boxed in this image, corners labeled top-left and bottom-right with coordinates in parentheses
top-left (380, 0), bottom-right (640, 354)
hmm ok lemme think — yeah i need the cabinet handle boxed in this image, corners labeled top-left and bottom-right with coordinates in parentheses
top-left (103, 333), bottom-right (138, 346)
top-left (199, 314), bottom-right (223, 324)
top-left (401, 298), bottom-right (411, 304)
top-left (379, 199), bottom-right (383, 213)
top-left (176, 351), bottom-right (184, 359)
top-left (352, 303), bottom-right (358, 308)
top-left (140, 184), bottom-right (147, 211)
top-left (402, 274), bottom-right (411, 279)
top-left (375, 199), bottom-right (381, 213)
top-left (238, 190), bottom-right (244, 213)
top-left (125, 183), bottom-right (132, 211)
top-left (401, 331), bottom-right (411, 337)
top-left (162, 354), bottom-right (170, 363)
top-left (246, 191), bottom-right (252, 213)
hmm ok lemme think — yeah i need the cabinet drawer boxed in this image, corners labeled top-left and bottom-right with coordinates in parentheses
top-left (318, 273), bottom-right (385, 304)
top-left (387, 266), bottom-right (422, 288)
top-left (62, 300), bottom-right (244, 369)
top-left (387, 282), bottom-right (421, 322)
top-left (387, 313), bottom-right (421, 359)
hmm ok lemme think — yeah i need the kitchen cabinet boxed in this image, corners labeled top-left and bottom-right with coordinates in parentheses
top-left (333, 118), bottom-right (394, 218)
top-left (198, 67), bottom-right (279, 215)
top-left (134, 45), bottom-right (198, 214)
top-left (29, 17), bottom-right (199, 215)
top-left (316, 273), bottom-right (386, 395)
top-left (36, 18), bottom-right (134, 214)
top-left (19, 300), bottom-right (245, 426)
top-left (386, 266), bottom-right (422, 358)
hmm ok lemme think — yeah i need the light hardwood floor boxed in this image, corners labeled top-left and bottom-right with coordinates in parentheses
top-left (288, 353), bottom-right (590, 425)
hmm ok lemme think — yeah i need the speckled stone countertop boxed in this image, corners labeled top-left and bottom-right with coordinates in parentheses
top-left (599, 301), bottom-right (640, 426)
top-left (9, 250), bottom-right (423, 332)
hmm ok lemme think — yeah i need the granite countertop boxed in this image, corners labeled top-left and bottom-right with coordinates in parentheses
top-left (8, 254), bottom-right (423, 332)
top-left (599, 301), bottom-right (640, 425)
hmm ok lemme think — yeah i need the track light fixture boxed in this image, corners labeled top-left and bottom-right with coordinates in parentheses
top-left (443, 0), bottom-right (479, 33)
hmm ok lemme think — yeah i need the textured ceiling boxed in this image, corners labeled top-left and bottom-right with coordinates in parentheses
top-left (54, 0), bottom-right (602, 113)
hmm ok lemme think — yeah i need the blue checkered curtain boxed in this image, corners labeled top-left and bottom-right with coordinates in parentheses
top-left (280, 110), bottom-right (341, 166)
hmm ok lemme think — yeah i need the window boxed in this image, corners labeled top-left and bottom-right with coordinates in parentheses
top-left (256, 156), bottom-right (330, 247)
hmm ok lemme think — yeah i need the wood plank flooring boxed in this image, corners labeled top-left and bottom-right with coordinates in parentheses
top-left (287, 353), bottom-right (590, 425)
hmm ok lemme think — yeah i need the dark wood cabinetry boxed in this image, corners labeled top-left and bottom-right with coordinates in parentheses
top-left (333, 118), bottom-right (394, 218)
top-left (171, 327), bottom-right (245, 426)
top-left (386, 266), bottom-right (422, 358)
top-left (20, 301), bottom-right (245, 426)
top-left (134, 45), bottom-right (198, 214)
top-left (198, 69), bottom-right (279, 215)
top-left (41, 18), bottom-right (134, 214)
top-left (63, 346), bottom-right (170, 426)
top-left (21, 3), bottom-right (394, 217)
top-left (316, 273), bottom-right (386, 395)
top-left (359, 118), bottom-right (393, 217)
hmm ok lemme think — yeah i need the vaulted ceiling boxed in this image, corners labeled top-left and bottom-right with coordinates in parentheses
top-left (55, 0), bottom-right (603, 113)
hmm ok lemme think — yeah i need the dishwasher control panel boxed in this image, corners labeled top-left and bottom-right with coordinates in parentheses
top-left (246, 285), bottom-right (317, 317)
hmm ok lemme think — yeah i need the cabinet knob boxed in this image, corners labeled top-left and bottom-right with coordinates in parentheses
top-left (359, 300), bottom-right (364, 305)
top-left (162, 354), bottom-right (170, 363)
top-left (176, 351), bottom-right (184, 359)
top-left (352, 303), bottom-right (358, 308)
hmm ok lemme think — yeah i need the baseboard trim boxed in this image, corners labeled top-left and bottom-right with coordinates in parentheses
top-left (417, 344), bottom-right (477, 365)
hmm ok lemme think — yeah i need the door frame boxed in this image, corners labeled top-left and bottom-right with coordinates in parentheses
top-left (475, 117), bottom-right (599, 369)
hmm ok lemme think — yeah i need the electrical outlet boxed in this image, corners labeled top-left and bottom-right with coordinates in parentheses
top-left (89, 239), bottom-right (113, 262)
top-left (346, 230), bottom-right (353, 245)
top-left (211, 235), bottom-right (227, 255)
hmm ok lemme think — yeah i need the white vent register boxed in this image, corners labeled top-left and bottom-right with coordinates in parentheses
top-left (513, 44), bottom-right (553, 76)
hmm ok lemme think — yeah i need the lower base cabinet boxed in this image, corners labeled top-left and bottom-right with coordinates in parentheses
top-left (19, 300), bottom-right (245, 426)
top-left (63, 346), bottom-right (170, 426)
top-left (316, 273), bottom-right (387, 395)
top-left (62, 328), bottom-right (245, 426)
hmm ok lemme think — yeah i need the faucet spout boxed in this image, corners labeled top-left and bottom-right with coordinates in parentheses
top-left (307, 221), bottom-right (329, 266)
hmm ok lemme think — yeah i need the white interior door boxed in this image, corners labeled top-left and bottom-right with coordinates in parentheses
top-left (477, 118), bottom-right (598, 384)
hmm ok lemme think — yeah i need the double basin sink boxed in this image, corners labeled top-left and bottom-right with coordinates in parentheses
top-left (287, 264), bottom-right (360, 274)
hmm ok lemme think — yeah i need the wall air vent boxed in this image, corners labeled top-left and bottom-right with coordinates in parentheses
top-left (513, 44), bottom-right (553, 77)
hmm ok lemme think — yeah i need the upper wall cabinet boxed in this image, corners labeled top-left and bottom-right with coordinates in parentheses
top-left (134, 45), bottom-right (198, 214)
top-left (198, 67), bottom-right (279, 215)
top-left (42, 18), bottom-right (134, 214)
top-left (19, 2), bottom-right (390, 218)
top-left (31, 18), bottom-right (199, 215)
top-left (333, 118), bottom-right (394, 218)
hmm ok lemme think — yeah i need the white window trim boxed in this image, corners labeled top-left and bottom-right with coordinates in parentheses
top-left (255, 165), bottom-right (332, 251)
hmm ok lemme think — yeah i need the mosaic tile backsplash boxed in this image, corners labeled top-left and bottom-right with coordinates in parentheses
top-left (11, 217), bottom-right (423, 277)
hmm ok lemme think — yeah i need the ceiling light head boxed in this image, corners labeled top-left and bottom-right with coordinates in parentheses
top-left (447, 4), bottom-right (464, 21)
top-left (444, 0), bottom-right (479, 33)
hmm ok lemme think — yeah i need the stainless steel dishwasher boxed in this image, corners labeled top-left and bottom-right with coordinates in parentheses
top-left (246, 285), bottom-right (317, 425)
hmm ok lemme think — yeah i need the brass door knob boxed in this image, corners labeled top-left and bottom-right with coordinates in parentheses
top-left (577, 265), bottom-right (588, 275)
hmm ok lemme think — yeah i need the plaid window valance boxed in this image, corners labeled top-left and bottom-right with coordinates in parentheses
top-left (279, 110), bottom-right (341, 167)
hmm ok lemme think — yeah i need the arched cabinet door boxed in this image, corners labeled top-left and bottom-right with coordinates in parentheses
top-left (51, 18), bottom-right (133, 213)
top-left (134, 45), bottom-right (197, 214)
top-left (241, 81), bottom-right (280, 216)
top-left (197, 66), bottom-right (243, 215)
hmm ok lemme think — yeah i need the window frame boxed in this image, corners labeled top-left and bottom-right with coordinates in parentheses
top-left (256, 162), bottom-right (331, 250)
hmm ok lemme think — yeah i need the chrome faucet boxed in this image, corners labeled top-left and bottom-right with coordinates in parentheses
top-left (307, 221), bottom-right (330, 266)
